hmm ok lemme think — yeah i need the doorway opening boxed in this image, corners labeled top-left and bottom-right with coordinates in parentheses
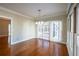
top-left (0, 17), bottom-right (11, 47)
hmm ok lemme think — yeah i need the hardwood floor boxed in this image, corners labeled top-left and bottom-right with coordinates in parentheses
top-left (0, 36), bottom-right (11, 56)
top-left (11, 38), bottom-right (68, 56)
top-left (0, 38), bottom-right (69, 56)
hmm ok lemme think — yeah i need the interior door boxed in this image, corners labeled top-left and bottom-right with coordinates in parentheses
top-left (0, 18), bottom-right (11, 55)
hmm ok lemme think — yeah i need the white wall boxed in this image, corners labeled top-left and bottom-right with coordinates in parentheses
top-left (0, 8), bottom-right (36, 45)
top-left (22, 19), bottom-right (36, 41)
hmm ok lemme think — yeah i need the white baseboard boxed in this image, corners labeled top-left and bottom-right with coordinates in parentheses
top-left (50, 40), bottom-right (66, 44)
top-left (11, 38), bottom-right (32, 45)
top-left (11, 38), bottom-right (66, 45)
top-left (11, 39), bottom-right (26, 45)
top-left (58, 41), bottom-right (66, 44)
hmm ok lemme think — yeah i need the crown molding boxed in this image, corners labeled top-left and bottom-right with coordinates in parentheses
top-left (0, 6), bottom-right (33, 19)
top-left (35, 15), bottom-right (67, 21)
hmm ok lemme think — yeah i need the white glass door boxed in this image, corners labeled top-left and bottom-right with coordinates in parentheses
top-left (36, 21), bottom-right (50, 40)
top-left (36, 21), bottom-right (62, 42)
top-left (42, 22), bottom-right (50, 40)
top-left (50, 21), bottom-right (62, 42)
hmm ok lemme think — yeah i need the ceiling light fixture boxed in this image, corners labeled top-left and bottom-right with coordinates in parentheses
top-left (35, 9), bottom-right (44, 25)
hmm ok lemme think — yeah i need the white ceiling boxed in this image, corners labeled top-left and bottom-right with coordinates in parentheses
top-left (0, 3), bottom-right (67, 17)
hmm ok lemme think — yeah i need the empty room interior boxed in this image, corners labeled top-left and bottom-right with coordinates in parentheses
top-left (0, 3), bottom-right (79, 56)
